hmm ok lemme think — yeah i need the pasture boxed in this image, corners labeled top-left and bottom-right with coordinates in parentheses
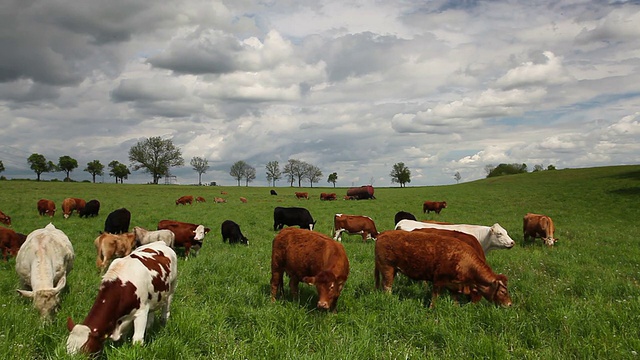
top-left (1, 165), bottom-right (639, 359)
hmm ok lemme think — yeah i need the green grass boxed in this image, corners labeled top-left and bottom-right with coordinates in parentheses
top-left (1, 165), bottom-right (640, 359)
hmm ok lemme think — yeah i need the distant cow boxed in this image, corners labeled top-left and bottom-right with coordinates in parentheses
top-left (270, 190), bottom-right (278, 196)
top-left (15, 223), bottom-right (75, 318)
top-left (320, 193), bottom-right (337, 201)
top-left (295, 192), bottom-right (309, 199)
top-left (1, 226), bottom-right (27, 261)
top-left (94, 232), bottom-right (137, 271)
top-left (214, 197), bottom-right (227, 203)
top-left (423, 201), bottom-right (447, 214)
top-left (175, 195), bottom-right (193, 205)
top-left (221, 220), bottom-right (249, 245)
top-left (72, 198), bottom-right (86, 213)
top-left (270, 227), bottom-right (350, 311)
top-left (394, 211), bottom-right (417, 225)
top-left (273, 207), bottom-right (316, 231)
top-left (220, 191), bottom-right (228, 195)
top-left (37, 199), bottom-right (56, 217)
top-left (157, 220), bottom-right (210, 258)
top-left (523, 213), bottom-right (558, 246)
top-left (66, 241), bottom-right (177, 354)
top-left (133, 226), bottom-right (175, 247)
top-left (196, 196), bottom-right (206, 203)
top-left (62, 198), bottom-right (77, 219)
top-left (333, 214), bottom-right (379, 242)
top-left (0, 210), bottom-right (11, 226)
top-left (343, 195), bottom-right (356, 200)
top-left (375, 230), bottom-right (512, 308)
top-left (79, 200), bottom-right (100, 218)
top-left (104, 208), bottom-right (131, 234)
top-left (239, 197), bottom-right (247, 203)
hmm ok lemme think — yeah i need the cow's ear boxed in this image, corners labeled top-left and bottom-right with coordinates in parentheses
top-left (54, 275), bottom-right (67, 293)
top-left (205, 228), bottom-right (211, 234)
top-left (302, 276), bottom-right (316, 285)
top-left (17, 289), bottom-right (34, 298)
top-left (67, 317), bottom-right (76, 332)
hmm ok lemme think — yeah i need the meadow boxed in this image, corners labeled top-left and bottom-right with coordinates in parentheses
top-left (0, 165), bottom-right (639, 359)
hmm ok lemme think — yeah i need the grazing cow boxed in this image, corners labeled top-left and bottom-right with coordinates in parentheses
top-left (270, 189), bottom-right (278, 196)
top-left (270, 228), bottom-right (350, 311)
top-left (523, 213), bottom-right (558, 246)
top-left (375, 230), bottom-right (512, 308)
top-left (221, 220), bottom-right (249, 245)
top-left (320, 193), bottom-right (337, 201)
top-left (214, 197), bottom-right (227, 203)
top-left (62, 198), bottom-right (77, 219)
top-left (220, 191), bottom-right (228, 195)
top-left (104, 208), bottom-right (131, 234)
top-left (239, 197), bottom-right (247, 203)
top-left (273, 207), bottom-right (316, 231)
top-left (0, 226), bottom-right (27, 261)
top-left (157, 220), bottom-right (210, 258)
top-left (412, 228), bottom-right (485, 262)
top-left (15, 223), bottom-right (75, 318)
top-left (395, 219), bottom-right (515, 253)
top-left (175, 195), bottom-right (194, 206)
top-left (133, 226), bottom-right (175, 247)
top-left (72, 198), bottom-right (86, 214)
top-left (423, 201), bottom-right (447, 214)
top-left (37, 199), bottom-right (56, 217)
top-left (196, 196), bottom-right (206, 203)
top-left (94, 232), bottom-right (137, 271)
top-left (347, 185), bottom-right (375, 200)
top-left (333, 214), bottom-right (379, 242)
top-left (394, 211), bottom-right (417, 225)
top-left (66, 242), bottom-right (177, 354)
top-left (295, 192), bottom-right (309, 199)
top-left (343, 195), bottom-right (356, 200)
top-left (0, 210), bottom-right (11, 226)
top-left (79, 200), bottom-right (100, 218)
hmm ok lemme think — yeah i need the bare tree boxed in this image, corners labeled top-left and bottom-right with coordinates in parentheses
top-left (244, 165), bottom-right (256, 186)
top-left (191, 156), bottom-right (210, 185)
top-left (454, 171), bottom-right (461, 184)
top-left (305, 164), bottom-right (322, 188)
top-left (230, 160), bottom-right (248, 186)
top-left (283, 159), bottom-right (306, 187)
top-left (266, 161), bottom-right (282, 187)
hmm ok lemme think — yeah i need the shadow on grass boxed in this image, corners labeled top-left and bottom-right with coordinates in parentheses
top-left (609, 187), bottom-right (640, 196)
top-left (609, 169), bottom-right (640, 180)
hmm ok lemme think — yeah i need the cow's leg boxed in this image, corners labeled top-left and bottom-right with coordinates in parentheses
top-left (430, 285), bottom-right (442, 308)
top-left (131, 308), bottom-right (150, 345)
top-left (289, 278), bottom-right (300, 300)
top-left (380, 266), bottom-right (395, 293)
top-left (270, 270), bottom-right (283, 302)
top-left (184, 244), bottom-right (191, 259)
top-left (361, 232), bottom-right (368, 242)
top-left (333, 229), bottom-right (343, 241)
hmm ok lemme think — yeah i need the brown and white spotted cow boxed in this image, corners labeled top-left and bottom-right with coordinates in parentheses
top-left (333, 214), bottom-right (379, 242)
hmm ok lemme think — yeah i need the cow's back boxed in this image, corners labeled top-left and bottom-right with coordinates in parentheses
top-left (16, 224), bottom-right (74, 289)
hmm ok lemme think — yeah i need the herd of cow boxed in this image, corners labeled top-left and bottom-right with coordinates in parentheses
top-left (0, 194), bottom-right (558, 355)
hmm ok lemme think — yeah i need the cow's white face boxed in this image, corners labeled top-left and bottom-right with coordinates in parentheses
top-left (490, 224), bottom-right (515, 249)
top-left (66, 324), bottom-right (90, 354)
top-left (193, 225), bottom-right (207, 240)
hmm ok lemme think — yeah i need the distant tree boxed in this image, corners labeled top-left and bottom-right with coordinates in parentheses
top-left (390, 162), bottom-right (411, 187)
top-left (190, 156), bottom-right (209, 185)
top-left (265, 161), bottom-right (282, 187)
top-left (58, 156), bottom-right (79, 181)
top-left (284, 159), bottom-right (307, 187)
top-left (486, 163), bottom-right (528, 178)
top-left (27, 153), bottom-right (56, 181)
top-left (305, 164), bottom-right (322, 188)
top-left (230, 160), bottom-right (249, 186)
top-left (484, 164), bottom-right (495, 176)
top-left (109, 160), bottom-right (130, 184)
top-left (0, 160), bottom-right (4, 174)
top-left (533, 164), bottom-right (544, 172)
top-left (454, 171), bottom-right (461, 184)
top-left (128, 137), bottom-right (184, 184)
top-left (244, 165), bottom-right (256, 186)
top-left (547, 164), bottom-right (556, 170)
top-left (327, 172), bottom-right (338, 187)
top-left (84, 160), bottom-right (104, 183)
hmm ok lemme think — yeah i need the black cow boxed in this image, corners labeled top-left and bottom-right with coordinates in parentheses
top-left (104, 208), bottom-right (131, 234)
top-left (79, 200), bottom-right (100, 218)
top-left (270, 189), bottom-right (278, 196)
top-left (221, 220), bottom-right (249, 245)
top-left (273, 207), bottom-right (316, 231)
top-left (394, 210), bottom-right (417, 225)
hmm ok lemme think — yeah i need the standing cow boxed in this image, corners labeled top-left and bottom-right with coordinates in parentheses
top-left (133, 226), bottom-right (175, 247)
top-left (523, 213), bottom-right (558, 246)
top-left (270, 228), bottom-right (350, 312)
top-left (104, 208), bottom-right (131, 234)
top-left (175, 195), bottom-right (193, 205)
top-left (394, 211), bottom-right (417, 225)
top-left (94, 232), bottom-right (137, 271)
top-left (157, 220), bottom-right (210, 258)
top-left (294, 192), bottom-right (309, 199)
top-left (273, 207), bottom-right (316, 231)
top-left (79, 200), bottom-right (100, 218)
top-left (333, 214), bottom-right (379, 242)
top-left (221, 220), bottom-right (249, 245)
top-left (62, 198), bottom-right (77, 219)
top-left (1, 226), bottom-right (27, 261)
top-left (37, 199), bottom-right (56, 217)
top-left (423, 201), bottom-right (447, 214)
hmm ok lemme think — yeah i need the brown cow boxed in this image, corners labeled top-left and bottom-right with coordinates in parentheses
top-left (72, 198), bottom-right (86, 214)
top-left (375, 230), bottom-right (512, 308)
top-left (220, 191), bottom-right (228, 195)
top-left (320, 193), bottom-right (337, 201)
top-left (523, 213), bottom-right (557, 246)
top-left (214, 197), bottom-right (227, 203)
top-left (412, 228), bottom-right (485, 262)
top-left (0, 226), bottom-right (27, 261)
top-left (37, 199), bottom-right (56, 217)
top-left (239, 197), bottom-right (247, 203)
top-left (94, 232), bottom-right (137, 271)
top-left (175, 195), bottom-right (194, 205)
top-left (0, 210), bottom-right (11, 226)
top-left (333, 214), bottom-right (379, 242)
top-left (62, 198), bottom-right (77, 219)
top-left (157, 220), bottom-right (210, 258)
top-left (295, 192), bottom-right (309, 199)
top-left (270, 228), bottom-right (350, 312)
top-left (196, 196), bottom-right (206, 203)
top-left (423, 201), bottom-right (447, 214)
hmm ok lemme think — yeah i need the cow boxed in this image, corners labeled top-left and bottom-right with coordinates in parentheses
top-left (320, 193), bottom-right (337, 201)
top-left (523, 213), bottom-right (558, 246)
top-left (79, 200), bottom-right (100, 218)
top-left (72, 198), bottom-right (86, 214)
top-left (412, 228), bottom-right (485, 262)
top-left (15, 223), bottom-right (75, 319)
top-left (273, 207), bottom-right (316, 231)
top-left (394, 211), bottom-right (417, 225)
top-left (214, 197), bottom-right (227, 203)
top-left (66, 241), bottom-right (177, 355)
top-left (0, 226), bottom-right (27, 261)
top-left (270, 189), bottom-right (278, 196)
top-left (374, 230), bottom-right (512, 308)
top-left (157, 220), bottom-right (210, 258)
top-left (220, 191), bottom-right (228, 195)
top-left (104, 208), bottom-right (131, 234)
top-left (94, 232), bottom-right (137, 271)
top-left (395, 219), bottom-right (515, 253)
top-left (295, 192), bottom-right (309, 199)
top-left (175, 195), bottom-right (194, 205)
top-left (423, 201), bottom-right (447, 214)
top-left (0, 210), bottom-right (11, 226)
top-left (239, 197), bottom-right (247, 203)
top-left (196, 196), bottom-right (206, 203)
top-left (132, 226), bottom-right (175, 247)
top-left (343, 195), bottom-right (356, 200)
top-left (62, 198), bottom-right (77, 219)
top-left (333, 214), bottom-right (379, 242)
top-left (270, 227), bottom-right (350, 312)
top-left (221, 220), bottom-right (249, 245)
top-left (37, 199), bottom-right (56, 217)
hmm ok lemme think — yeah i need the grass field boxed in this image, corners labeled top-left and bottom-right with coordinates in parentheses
top-left (1, 165), bottom-right (639, 359)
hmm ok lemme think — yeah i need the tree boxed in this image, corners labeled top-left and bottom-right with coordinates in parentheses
top-left (27, 153), bottom-right (56, 181)
top-left (58, 155), bottom-right (79, 181)
top-left (533, 164), bottom-right (544, 172)
top-left (265, 161), bottom-right (282, 187)
top-left (109, 161), bottom-right (131, 184)
top-left (283, 159), bottom-right (307, 187)
top-left (128, 137), bottom-right (184, 184)
top-left (230, 160), bottom-right (249, 186)
top-left (486, 163), bottom-right (528, 178)
top-left (84, 160), bottom-right (104, 183)
top-left (0, 160), bottom-right (4, 174)
top-left (484, 164), bottom-right (495, 176)
top-left (454, 171), bottom-right (461, 184)
top-left (305, 164), bottom-right (322, 188)
top-left (190, 156), bottom-right (210, 186)
top-left (390, 162), bottom-right (411, 187)
top-left (547, 164), bottom-right (556, 170)
top-left (244, 165), bottom-right (256, 186)
top-left (327, 172), bottom-right (338, 187)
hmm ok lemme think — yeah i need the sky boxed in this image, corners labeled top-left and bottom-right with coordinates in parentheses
top-left (0, 0), bottom-right (639, 187)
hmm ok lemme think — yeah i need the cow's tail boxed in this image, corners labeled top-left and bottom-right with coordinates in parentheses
top-left (374, 263), bottom-right (381, 290)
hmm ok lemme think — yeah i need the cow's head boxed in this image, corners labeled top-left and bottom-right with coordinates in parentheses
top-left (543, 236), bottom-right (558, 246)
top-left (193, 225), bottom-right (210, 241)
top-left (66, 318), bottom-right (105, 354)
top-left (308, 220), bottom-right (317, 231)
top-left (490, 223), bottom-right (515, 249)
top-left (303, 271), bottom-right (345, 312)
top-left (17, 275), bottom-right (66, 319)
top-left (488, 274), bottom-right (512, 307)
top-left (0, 213), bottom-right (10, 226)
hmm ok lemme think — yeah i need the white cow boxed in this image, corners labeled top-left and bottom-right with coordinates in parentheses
top-left (15, 223), bottom-right (75, 319)
top-left (133, 226), bottom-right (175, 247)
top-left (395, 219), bottom-right (515, 253)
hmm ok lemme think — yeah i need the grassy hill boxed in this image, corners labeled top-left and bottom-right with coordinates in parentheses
top-left (0, 165), bottom-right (639, 359)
